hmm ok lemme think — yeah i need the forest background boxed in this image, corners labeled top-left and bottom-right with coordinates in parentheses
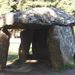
top-left (0, 0), bottom-right (75, 17)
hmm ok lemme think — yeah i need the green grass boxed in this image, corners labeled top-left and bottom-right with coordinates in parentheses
top-left (50, 59), bottom-right (75, 72)
top-left (13, 59), bottom-right (26, 65)
top-left (71, 59), bottom-right (75, 66)
top-left (50, 65), bottom-right (74, 72)
top-left (8, 45), bottom-right (32, 62)
top-left (8, 50), bottom-right (18, 62)
top-left (8, 50), bottom-right (18, 55)
top-left (54, 65), bottom-right (73, 72)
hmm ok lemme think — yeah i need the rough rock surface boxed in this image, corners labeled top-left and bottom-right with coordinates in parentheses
top-left (47, 25), bottom-right (75, 67)
top-left (19, 28), bottom-right (50, 60)
top-left (0, 29), bottom-right (10, 69)
top-left (0, 7), bottom-right (75, 28)
top-left (19, 29), bottom-right (34, 59)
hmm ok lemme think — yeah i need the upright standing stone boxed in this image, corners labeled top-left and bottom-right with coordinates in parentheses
top-left (0, 28), bottom-right (10, 69)
top-left (19, 29), bottom-right (34, 59)
top-left (47, 25), bottom-right (75, 67)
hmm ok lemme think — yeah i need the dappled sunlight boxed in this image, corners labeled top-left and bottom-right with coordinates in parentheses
top-left (25, 60), bottom-right (38, 63)
top-left (6, 61), bottom-right (13, 66)
top-left (5, 56), bottom-right (52, 72)
top-left (20, 50), bottom-right (23, 53)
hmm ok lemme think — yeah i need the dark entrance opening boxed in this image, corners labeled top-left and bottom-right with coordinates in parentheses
top-left (27, 28), bottom-right (52, 69)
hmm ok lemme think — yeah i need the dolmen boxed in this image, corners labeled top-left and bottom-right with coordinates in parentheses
top-left (0, 7), bottom-right (75, 69)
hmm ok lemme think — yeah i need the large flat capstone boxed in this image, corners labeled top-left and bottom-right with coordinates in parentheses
top-left (0, 7), bottom-right (75, 28)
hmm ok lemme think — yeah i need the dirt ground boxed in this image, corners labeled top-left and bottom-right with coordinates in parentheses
top-left (0, 55), bottom-right (75, 75)
top-left (0, 62), bottom-right (75, 75)
top-left (0, 38), bottom-right (75, 75)
top-left (0, 69), bottom-right (75, 75)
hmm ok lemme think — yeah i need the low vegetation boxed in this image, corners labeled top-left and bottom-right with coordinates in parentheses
top-left (50, 64), bottom-right (74, 72)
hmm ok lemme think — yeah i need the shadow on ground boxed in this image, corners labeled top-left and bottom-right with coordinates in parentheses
top-left (0, 55), bottom-right (75, 75)
top-left (5, 55), bottom-right (52, 72)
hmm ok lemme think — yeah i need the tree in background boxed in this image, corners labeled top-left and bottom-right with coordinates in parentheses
top-left (0, 0), bottom-right (18, 16)
top-left (12, 0), bottom-right (22, 38)
top-left (0, 0), bottom-right (75, 17)
top-left (56, 0), bottom-right (75, 17)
